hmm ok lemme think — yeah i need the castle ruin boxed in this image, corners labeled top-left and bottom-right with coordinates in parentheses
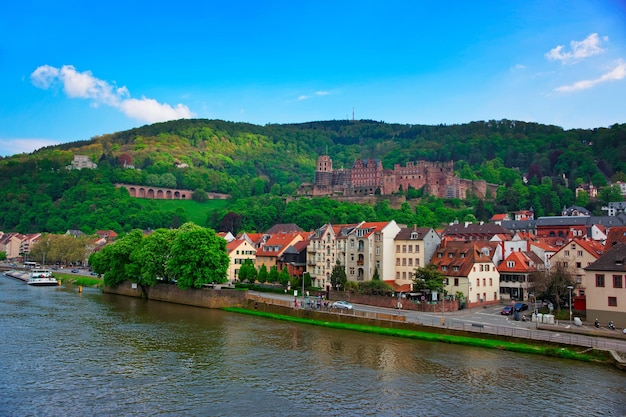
top-left (299, 155), bottom-right (495, 199)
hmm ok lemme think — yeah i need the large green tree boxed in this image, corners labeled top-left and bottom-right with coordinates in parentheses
top-left (90, 229), bottom-right (145, 287)
top-left (167, 222), bottom-right (229, 289)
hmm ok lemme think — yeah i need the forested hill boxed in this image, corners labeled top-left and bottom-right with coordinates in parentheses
top-left (1, 118), bottom-right (625, 234)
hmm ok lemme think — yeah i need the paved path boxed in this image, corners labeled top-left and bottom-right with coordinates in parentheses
top-left (252, 291), bottom-right (626, 353)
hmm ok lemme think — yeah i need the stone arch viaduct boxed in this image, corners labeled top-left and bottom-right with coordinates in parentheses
top-left (115, 184), bottom-right (230, 200)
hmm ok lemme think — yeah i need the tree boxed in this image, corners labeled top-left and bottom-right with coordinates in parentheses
top-left (268, 265), bottom-right (279, 284)
top-left (412, 264), bottom-right (446, 300)
top-left (372, 267), bottom-right (380, 281)
top-left (278, 267), bottom-right (290, 286)
top-left (166, 222), bottom-right (229, 289)
top-left (257, 264), bottom-right (268, 284)
top-left (329, 260), bottom-right (347, 290)
top-left (90, 229), bottom-right (145, 287)
top-left (238, 259), bottom-right (256, 283)
top-left (531, 264), bottom-right (576, 314)
top-left (130, 228), bottom-right (176, 286)
top-left (192, 189), bottom-right (208, 202)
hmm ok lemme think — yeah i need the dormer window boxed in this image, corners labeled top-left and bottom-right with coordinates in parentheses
top-left (507, 261), bottom-right (515, 268)
top-left (410, 232), bottom-right (418, 239)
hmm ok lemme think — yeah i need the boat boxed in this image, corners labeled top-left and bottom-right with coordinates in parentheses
top-left (27, 269), bottom-right (58, 286)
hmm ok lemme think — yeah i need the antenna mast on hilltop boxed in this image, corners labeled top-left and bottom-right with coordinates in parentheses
top-left (352, 107), bottom-right (355, 121)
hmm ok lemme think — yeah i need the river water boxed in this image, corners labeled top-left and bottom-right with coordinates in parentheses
top-left (1, 276), bottom-right (624, 417)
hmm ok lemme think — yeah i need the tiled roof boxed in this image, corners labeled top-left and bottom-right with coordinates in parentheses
top-left (585, 242), bottom-right (626, 272)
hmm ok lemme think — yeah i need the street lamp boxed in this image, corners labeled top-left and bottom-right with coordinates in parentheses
top-left (567, 285), bottom-right (573, 326)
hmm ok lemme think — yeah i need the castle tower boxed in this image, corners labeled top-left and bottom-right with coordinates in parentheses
top-left (314, 155), bottom-right (334, 189)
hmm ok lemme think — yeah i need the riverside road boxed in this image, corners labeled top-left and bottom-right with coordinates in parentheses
top-left (254, 291), bottom-right (626, 354)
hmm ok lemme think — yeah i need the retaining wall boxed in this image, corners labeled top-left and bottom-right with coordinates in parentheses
top-left (102, 281), bottom-right (247, 309)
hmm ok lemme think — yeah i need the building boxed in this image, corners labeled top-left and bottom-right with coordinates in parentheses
top-left (67, 155), bottom-right (97, 170)
top-left (344, 221), bottom-right (402, 284)
top-left (442, 222), bottom-right (513, 241)
top-left (392, 226), bottom-right (441, 289)
top-left (497, 250), bottom-right (545, 302)
top-left (549, 238), bottom-right (605, 297)
top-left (603, 201), bottom-right (626, 217)
top-left (300, 155), bottom-right (496, 199)
top-left (277, 240), bottom-right (309, 279)
top-left (306, 223), bottom-right (360, 289)
top-left (226, 238), bottom-right (257, 283)
top-left (254, 232), bottom-right (306, 270)
top-left (584, 243), bottom-right (626, 327)
top-left (430, 241), bottom-right (500, 308)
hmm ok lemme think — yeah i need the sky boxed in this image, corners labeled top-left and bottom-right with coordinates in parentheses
top-left (1, 1), bottom-right (626, 157)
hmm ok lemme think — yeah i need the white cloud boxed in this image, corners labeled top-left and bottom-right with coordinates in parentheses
top-left (119, 98), bottom-right (193, 124)
top-left (555, 60), bottom-right (626, 92)
top-left (298, 91), bottom-right (330, 100)
top-left (545, 33), bottom-right (607, 63)
top-left (0, 138), bottom-right (64, 157)
top-left (30, 65), bottom-right (193, 122)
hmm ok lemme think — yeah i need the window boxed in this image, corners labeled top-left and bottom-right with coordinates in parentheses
top-left (402, 245), bottom-right (407, 253)
top-left (376, 247), bottom-right (380, 256)
top-left (613, 275), bottom-right (623, 288)
top-left (402, 271), bottom-right (406, 279)
top-left (408, 245), bottom-right (413, 253)
top-left (485, 265), bottom-right (490, 272)
top-left (415, 245), bottom-right (420, 253)
top-left (396, 245), bottom-right (400, 253)
top-left (489, 278), bottom-right (492, 286)
top-left (564, 250), bottom-right (570, 257)
top-left (453, 266), bottom-right (460, 271)
top-left (577, 250), bottom-right (583, 257)
top-left (416, 258), bottom-right (420, 266)
top-left (507, 261), bottom-right (515, 268)
top-left (349, 267), bottom-right (355, 275)
top-left (608, 297), bottom-right (617, 307)
top-left (408, 258), bottom-right (413, 266)
top-left (454, 278), bottom-right (459, 286)
top-left (576, 262), bottom-right (581, 269)
top-left (396, 258), bottom-right (401, 266)
top-left (476, 279), bottom-right (480, 287)
top-left (396, 272), bottom-right (400, 279)
top-left (482, 278), bottom-right (486, 287)
top-left (402, 258), bottom-right (406, 266)
top-left (596, 274), bottom-right (605, 287)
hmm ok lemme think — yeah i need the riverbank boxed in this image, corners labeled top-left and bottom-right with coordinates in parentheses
top-left (223, 307), bottom-right (613, 365)
top-left (100, 280), bottom-right (623, 369)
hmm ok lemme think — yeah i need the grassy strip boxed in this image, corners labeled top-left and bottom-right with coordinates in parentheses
top-left (223, 307), bottom-right (607, 363)
top-left (56, 274), bottom-right (103, 288)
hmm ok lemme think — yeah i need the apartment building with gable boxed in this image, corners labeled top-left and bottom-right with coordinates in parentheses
top-left (584, 242), bottom-right (626, 327)
top-left (549, 237), bottom-right (605, 298)
top-left (226, 238), bottom-right (257, 283)
top-left (497, 250), bottom-right (545, 302)
top-left (254, 231), bottom-right (306, 270)
top-left (344, 221), bottom-right (401, 284)
top-left (431, 241), bottom-right (500, 307)
top-left (306, 223), bottom-right (360, 289)
top-left (392, 227), bottom-right (441, 289)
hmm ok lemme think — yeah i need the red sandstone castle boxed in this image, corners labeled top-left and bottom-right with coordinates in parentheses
top-left (299, 155), bottom-right (496, 199)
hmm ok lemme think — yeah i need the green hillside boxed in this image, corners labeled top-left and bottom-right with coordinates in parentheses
top-left (1, 118), bottom-right (624, 235)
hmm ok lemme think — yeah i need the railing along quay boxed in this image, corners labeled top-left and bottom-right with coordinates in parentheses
top-left (248, 293), bottom-right (626, 353)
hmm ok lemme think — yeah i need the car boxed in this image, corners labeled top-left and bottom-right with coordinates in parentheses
top-left (71, 269), bottom-right (79, 273)
top-left (331, 301), bottom-right (354, 310)
top-left (514, 303), bottom-right (529, 312)
top-left (500, 305), bottom-right (513, 315)
top-left (90, 271), bottom-right (98, 276)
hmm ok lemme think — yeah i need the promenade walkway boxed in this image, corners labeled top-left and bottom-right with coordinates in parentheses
top-left (249, 292), bottom-right (626, 354)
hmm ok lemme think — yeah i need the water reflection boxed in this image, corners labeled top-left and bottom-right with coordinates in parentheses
top-left (1, 277), bottom-right (625, 417)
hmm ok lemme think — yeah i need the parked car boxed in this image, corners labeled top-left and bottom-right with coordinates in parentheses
top-left (331, 301), bottom-right (354, 310)
top-left (500, 305), bottom-right (513, 315)
top-left (514, 303), bottom-right (529, 312)
top-left (71, 269), bottom-right (79, 273)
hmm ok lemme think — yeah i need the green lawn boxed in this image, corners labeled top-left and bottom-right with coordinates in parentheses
top-left (135, 198), bottom-right (231, 226)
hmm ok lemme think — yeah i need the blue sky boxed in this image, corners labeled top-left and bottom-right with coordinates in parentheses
top-left (1, 1), bottom-right (625, 156)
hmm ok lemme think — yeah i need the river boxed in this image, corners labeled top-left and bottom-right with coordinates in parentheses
top-left (0, 275), bottom-right (624, 416)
